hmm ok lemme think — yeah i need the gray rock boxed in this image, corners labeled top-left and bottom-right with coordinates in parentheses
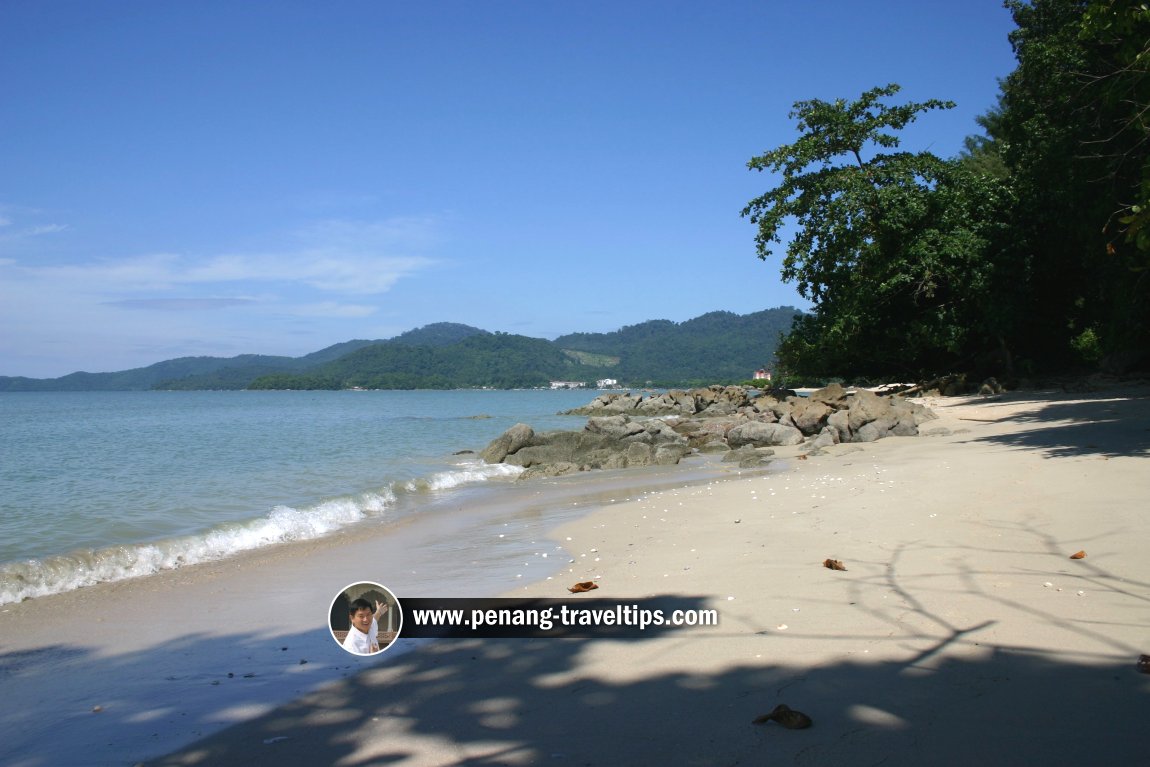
top-left (699, 401), bottom-right (737, 417)
top-left (503, 431), bottom-right (612, 467)
top-left (585, 415), bottom-right (644, 440)
top-left (669, 389), bottom-right (698, 414)
top-left (625, 442), bottom-right (654, 466)
top-left (722, 445), bottom-right (774, 467)
top-left (727, 421), bottom-right (803, 448)
top-left (654, 444), bottom-right (691, 465)
top-left (827, 409), bottom-right (851, 442)
top-left (480, 423), bottom-right (535, 463)
top-left (789, 398), bottom-right (831, 435)
top-left (978, 377), bottom-right (1004, 396)
top-left (847, 390), bottom-right (893, 432)
top-left (806, 426), bottom-right (839, 451)
top-left (852, 416), bottom-right (897, 443)
top-left (518, 462), bottom-right (581, 480)
top-left (808, 382), bottom-right (848, 407)
top-left (642, 419), bottom-right (687, 444)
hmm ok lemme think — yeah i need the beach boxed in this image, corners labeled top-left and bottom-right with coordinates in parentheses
top-left (3, 386), bottom-right (1149, 766)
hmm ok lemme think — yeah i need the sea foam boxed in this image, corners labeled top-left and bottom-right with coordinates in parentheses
top-left (0, 460), bottom-right (522, 605)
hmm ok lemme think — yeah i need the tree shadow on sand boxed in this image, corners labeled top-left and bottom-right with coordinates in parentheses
top-left (0, 623), bottom-right (352, 767)
top-left (958, 390), bottom-right (1150, 459)
top-left (137, 583), bottom-right (1148, 767)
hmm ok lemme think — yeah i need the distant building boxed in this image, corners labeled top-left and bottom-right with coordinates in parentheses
top-left (753, 369), bottom-right (772, 381)
top-left (549, 381), bottom-right (586, 389)
top-left (596, 378), bottom-right (618, 389)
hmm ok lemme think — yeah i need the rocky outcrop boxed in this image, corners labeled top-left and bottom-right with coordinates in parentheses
top-left (481, 416), bottom-right (691, 476)
top-left (480, 385), bottom-right (937, 479)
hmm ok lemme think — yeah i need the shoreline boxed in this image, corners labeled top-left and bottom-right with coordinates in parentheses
top-left (142, 385), bottom-right (1148, 766)
top-left (4, 386), bottom-right (1148, 765)
top-left (0, 448), bottom-right (775, 767)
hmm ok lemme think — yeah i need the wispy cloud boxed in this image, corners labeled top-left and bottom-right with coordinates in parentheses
top-left (104, 298), bottom-right (258, 311)
top-left (0, 216), bottom-right (446, 376)
top-left (4, 217), bottom-right (441, 299)
top-left (289, 302), bottom-right (379, 318)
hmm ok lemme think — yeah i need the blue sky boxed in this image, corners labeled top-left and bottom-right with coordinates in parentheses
top-left (0, 1), bottom-right (1018, 378)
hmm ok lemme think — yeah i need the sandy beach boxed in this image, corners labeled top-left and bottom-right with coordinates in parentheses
top-left (4, 386), bottom-right (1149, 766)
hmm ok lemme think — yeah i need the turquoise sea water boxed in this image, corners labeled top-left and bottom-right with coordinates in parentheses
top-left (0, 389), bottom-right (600, 604)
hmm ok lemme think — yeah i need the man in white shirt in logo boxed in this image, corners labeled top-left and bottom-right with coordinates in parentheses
top-left (342, 597), bottom-right (389, 654)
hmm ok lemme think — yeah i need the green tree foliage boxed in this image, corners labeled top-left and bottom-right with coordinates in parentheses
top-left (749, 2), bottom-right (1150, 380)
top-left (1080, 0), bottom-right (1150, 252)
top-left (979, 0), bottom-right (1150, 366)
top-left (742, 85), bottom-right (1016, 378)
top-left (554, 308), bottom-right (798, 384)
top-left (249, 332), bottom-right (611, 390)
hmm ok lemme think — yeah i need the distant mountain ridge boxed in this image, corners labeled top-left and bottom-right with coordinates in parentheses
top-left (0, 309), bottom-right (800, 391)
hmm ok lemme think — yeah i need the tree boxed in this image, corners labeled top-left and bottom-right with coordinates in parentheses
top-left (969, 0), bottom-right (1150, 368)
top-left (742, 84), bottom-right (1015, 378)
top-left (1080, 0), bottom-right (1150, 253)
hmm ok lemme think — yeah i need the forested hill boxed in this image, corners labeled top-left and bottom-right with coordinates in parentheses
top-left (553, 308), bottom-right (800, 383)
top-left (0, 310), bottom-right (800, 391)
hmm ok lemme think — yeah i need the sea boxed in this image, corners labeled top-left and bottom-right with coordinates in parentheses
top-left (0, 388), bottom-right (648, 606)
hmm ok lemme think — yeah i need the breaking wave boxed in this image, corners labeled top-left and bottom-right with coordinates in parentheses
top-left (0, 460), bottom-right (523, 605)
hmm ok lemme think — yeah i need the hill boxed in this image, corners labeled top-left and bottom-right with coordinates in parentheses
top-left (0, 310), bottom-right (801, 391)
top-left (249, 331), bottom-right (606, 390)
top-left (553, 307), bottom-right (800, 384)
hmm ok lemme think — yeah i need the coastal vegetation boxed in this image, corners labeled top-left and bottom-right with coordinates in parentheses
top-left (745, 0), bottom-right (1149, 381)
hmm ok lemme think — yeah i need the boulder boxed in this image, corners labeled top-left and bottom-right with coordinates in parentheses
top-left (699, 401), bottom-right (737, 416)
top-left (789, 398), bottom-right (831, 436)
top-left (503, 431), bottom-right (612, 467)
top-left (640, 419), bottom-right (688, 445)
top-left (635, 392), bottom-right (682, 416)
top-left (654, 444), bottom-right (691, 465)
top-left (827, 409), bottom-right (851, 442)
top-left (564, 392), bottom-right (643, 415)
top-left (726, 421), bottom-right (803, 448)
top-left (480, 423), bottom-right (535, 463)
top-left (518, 462), bottom-right (580, 480)
top-left (847, 390), bottom-right (893, 432)
top-left (852, 416), bottom-right (898, 443)
top-left (808, 382), bottom-right (848, 407)
top-left (669, 389), bottom-right (699, 414)
top-left (722, 445), bottom-right (775, 468)
top-left (585, 415), bottom-right (644, 440)
top-left (978, 377), bottom-right (1004, 396)
top-left (625, 442), bottom-right (654, 466)
top-left (805, 426), bottom-right (839, 452)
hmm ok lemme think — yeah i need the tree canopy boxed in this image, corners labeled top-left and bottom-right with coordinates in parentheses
top-left (742, 85), bottom-right (1015, 378)
top-left (747, 1), bottom-right (1150, 381)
